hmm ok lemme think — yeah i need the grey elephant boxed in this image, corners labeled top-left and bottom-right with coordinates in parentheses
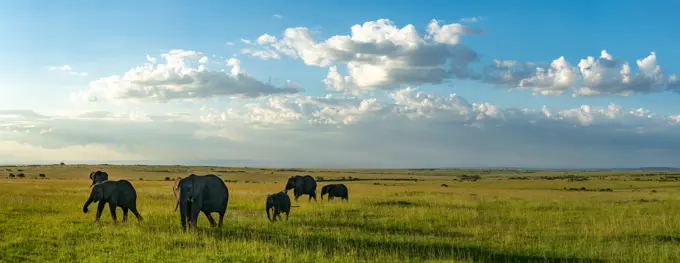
top-left (173, 174), bottom-right (229, 229)
top-left (266, 191), bottom-right (298, 222)
top-left (89, 170), bottom-right (109, 186)
top-left (284, 175), bottom-right (317, 201)
top-left (82, 180), bottom-right (143, 223)
top-left (320, 184), bottom-right (349, 201)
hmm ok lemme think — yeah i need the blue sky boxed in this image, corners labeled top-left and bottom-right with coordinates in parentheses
top-left (1, 0), bottom-right (680, 168)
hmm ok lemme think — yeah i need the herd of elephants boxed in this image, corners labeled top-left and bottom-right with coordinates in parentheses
top-left (82, 171), bottom-right (349, 228)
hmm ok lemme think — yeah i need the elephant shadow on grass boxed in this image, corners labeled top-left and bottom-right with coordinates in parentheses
top-left (624, 234), bottom-right (680, 243)
top-left (288, 220), bottom-right (471, 239)
top-left (187, 227), bottom-right (605, 263)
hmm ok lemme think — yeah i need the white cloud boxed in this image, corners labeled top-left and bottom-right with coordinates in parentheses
top-left (668, 74), bottom-right (680, 92)
top-left (226, 42), bottom-right (235, 46)
top-left (273, 14), bottom-right (283, 19)
top-left (484, 50), bottom-right (678, 97)
top-left (49, 65), bottom-right (72, 71)
top-left (670, 115), bottom-right (680, 123)
top-left (247, 18), bottom-right (481, 93)
top-left (241, 48), bottom-right (281, 60)
top-left (573, 50), bottom-right (666, 97)
top-left (241, 38), bottom-right (252, 44)
top-left (73, 50), bottom-right (302, 102)
top-left (459, 17), bottom-right (482, 23)
top-left (256, 34), bottom-right (278, 45)
top-left (518, 56), bottom-right (576, 96)
top-left (146, 55), bottom-right (158, 64)
top-left (48, 64), bottom-right (88, 77)
top-left (630, 108), bottom-right (653, 118)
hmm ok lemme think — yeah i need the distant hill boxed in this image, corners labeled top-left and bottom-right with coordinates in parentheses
top-left (638, 167), bottom-right (680, 171)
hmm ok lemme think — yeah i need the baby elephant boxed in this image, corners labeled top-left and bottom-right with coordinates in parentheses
top-left (83, 180), bottom-right (143, 223)
top-left (321, 184), bottom-right (349, 201)
top-left (266, 191), bottom-right (297, 222)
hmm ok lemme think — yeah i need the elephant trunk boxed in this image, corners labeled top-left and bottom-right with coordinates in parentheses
top-left (83, 197), bottom-right (93, 213)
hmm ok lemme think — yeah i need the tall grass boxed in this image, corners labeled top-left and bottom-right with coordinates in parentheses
top-left (1, 165), bottom-right (680, 262)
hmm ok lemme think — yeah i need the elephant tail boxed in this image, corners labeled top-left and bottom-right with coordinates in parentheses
top-left (290, 205), bottom-right (300, 207)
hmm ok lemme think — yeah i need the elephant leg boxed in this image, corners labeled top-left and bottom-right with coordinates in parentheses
top-left (95, 202), bottom-right (106, 222)
top-left (285, 212), bottom-right (289, 221)
top-left (122, 208), bottom-right (129, 222)
top-left (217, 212), bottom-right (225, 228)
top-left (130, 207), bottom-right (143, 222)
top-left (108, 203), bottom-right (118, 222)
top-left (190, 204), bottom-right (201, 228)
top-left (204, 212), bottom-right (217, 227)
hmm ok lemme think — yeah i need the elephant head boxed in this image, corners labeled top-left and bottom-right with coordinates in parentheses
top-left (173, 174), bottom-right (199, 212)
top-left (320, 185), bottom-right (331, 200)
top-left (265, 194), bottom-right (274, 221)
top-left (175, 174), bottom-right (205, 229)
top-left (285, 176), bottom-right (302, 191)
top-left (89, 171), bottom-right (109, 187)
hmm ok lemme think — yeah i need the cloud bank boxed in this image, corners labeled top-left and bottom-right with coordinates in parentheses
top-left (3, 86), bottom-right (680, 167)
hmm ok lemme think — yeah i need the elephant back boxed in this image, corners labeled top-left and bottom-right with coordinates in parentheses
top-left (299, 175), bottom-right (317, 193)
top-left (191, 174), bottom-right (229, 212)
top-left (328, 184), bottom-right (348, 197)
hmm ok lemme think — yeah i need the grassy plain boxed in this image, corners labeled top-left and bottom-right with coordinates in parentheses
top-left (1, 165), bottom-right (680, 262)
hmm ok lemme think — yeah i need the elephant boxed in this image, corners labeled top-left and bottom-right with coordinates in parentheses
top-left (82, 180), bottom-right (143, 223)
top-left (89, 170), bottom-right (109, 186)
top-left (265, 191), bottom-right (298, 222)
top-left (284, 175), bottom-right (317, 201)
top-left (173, 174), bottom-right (229, 229)
top-left (320, 184), bottom-right (349, 201)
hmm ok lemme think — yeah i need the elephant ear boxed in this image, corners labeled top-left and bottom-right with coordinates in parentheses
top-left (172, 177), bottom-right (182, 200)
top-left (101, 171), bottom-right (109, 181)
top-left (89, 171), bottom-right (95, 180)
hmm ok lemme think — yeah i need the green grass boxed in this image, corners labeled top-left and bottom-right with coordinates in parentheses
top-left (1, 165), bottom-right (680, 262)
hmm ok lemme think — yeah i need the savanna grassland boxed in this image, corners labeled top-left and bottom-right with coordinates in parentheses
top-left (1, 165), bottom-right (680, 263)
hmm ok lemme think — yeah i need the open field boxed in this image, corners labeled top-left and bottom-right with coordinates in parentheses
top-left (2, 165), bottom-right (680, 262)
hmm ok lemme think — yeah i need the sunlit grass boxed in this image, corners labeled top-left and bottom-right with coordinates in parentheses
top-left (1, 165), bottom-right (680, 262)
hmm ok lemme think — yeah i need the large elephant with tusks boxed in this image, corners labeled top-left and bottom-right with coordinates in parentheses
top-left (173, 174), bottom-right (229, 229)
top-left (285, 175), bottom-right (317, 201)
